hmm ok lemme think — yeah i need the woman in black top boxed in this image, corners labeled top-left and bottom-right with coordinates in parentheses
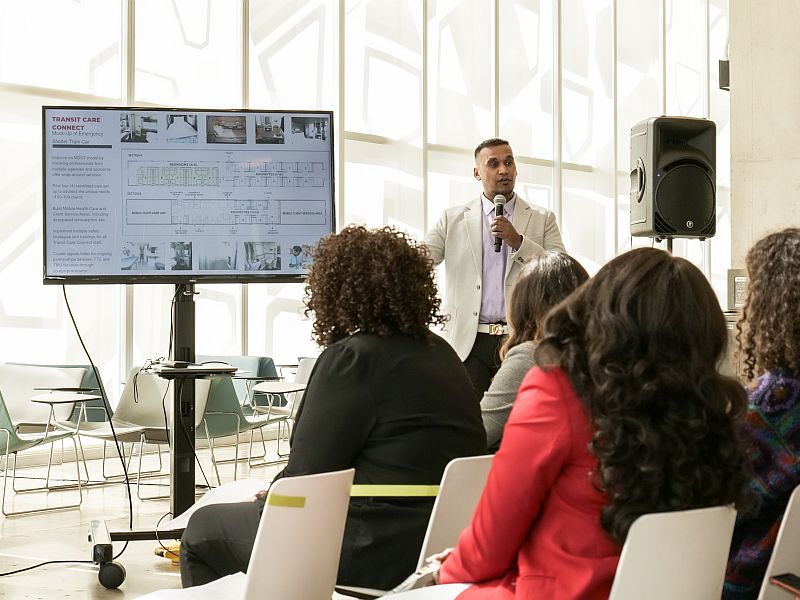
top-left (180, 226), bottom-right (485, 590)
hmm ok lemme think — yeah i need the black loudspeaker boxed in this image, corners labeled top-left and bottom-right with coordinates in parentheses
top-left (630, 116), bottom-right (716, 240)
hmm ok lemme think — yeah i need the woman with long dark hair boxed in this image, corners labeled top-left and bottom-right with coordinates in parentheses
top-left (179, 225), bottom-right (485, 590)
top-left (480, 252), bottom-right (588, 451)
top-left (397, 247), bottom-right (752, 599)
top-left (724, 227), bottom-right (800, 600)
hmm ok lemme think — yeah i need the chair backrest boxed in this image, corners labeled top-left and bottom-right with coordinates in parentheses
top-left (608, 505), bottom-right (737, 600)
top-left (196, 355), bottom-right (277, 404)
top-left (0, 363), bottom-right (87, 423)
top-left (248, 357), bottom-right (316, 414)
top-left (243, 468), bottom-right (355, 600)
top-left (21, 362), bottom-right (110, 422)
top-left (294, 356), bottom-right (317, 383)
top-left (115, 366), bottom-right (211, 432)
top-left (0, 389), bottom-right (17, 435)
top-left (71, 363), bottom-right (110, 422)
top-left (199, 375), bottom-right (259, 438)
top-left (289, 356), bottom-right (317, 415)
top-left (416, 454), bottom-right (494, 568)
top-left (757, 485), bottom-right (800, 600)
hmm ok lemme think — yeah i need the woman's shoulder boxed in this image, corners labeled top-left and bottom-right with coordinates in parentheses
top-left (509, 366), bottom-right (587, 441)
top-left (505, 340), bottom-right (538, 360)
top-left (332, 331), bottom-right (430, 349)
top-left (520, 364), bottom-right (571, 388)
top-left (317, 334), bottom-right (364, 366)
top-left (325, 332), bottom-right (449, 362)
top-left (494, 342), bottom-right (537, 380)
top-left (749, 368), bottom-right (800, 414)
top-left (515, 366), bottom-right (579, 408)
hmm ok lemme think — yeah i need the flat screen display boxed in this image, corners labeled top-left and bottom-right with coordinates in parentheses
top-left (42, 106), bottom-right (335, 284)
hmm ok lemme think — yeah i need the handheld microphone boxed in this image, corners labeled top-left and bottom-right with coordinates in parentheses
top-left (493, 194), bottom-right (505, 252)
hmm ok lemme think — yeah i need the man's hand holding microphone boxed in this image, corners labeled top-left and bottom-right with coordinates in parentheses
top-left (492, 194), bottom-right (523, 252)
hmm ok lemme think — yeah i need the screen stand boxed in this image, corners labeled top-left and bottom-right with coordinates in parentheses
top-left (89, 283), bottom-right (204, 590)
top-left (170, 282), bottom-right (196, 517)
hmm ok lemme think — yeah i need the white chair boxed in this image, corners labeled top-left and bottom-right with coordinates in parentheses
top-left (608, 505), bottom-right (737, 600)
top-left (0, 390), bottom-right (84, 516)
top-left (415, 454), bottom-right (493, 569)
top-left (335, 454), bottom-right (493, 599)
top-left (0, 363), bottom-right (88, 427)
top-left (386, 504), bottom-right (737, 600)
top-left (250, 356), bottom-right (316, 459)
top-left (757, 484), bottom-right (800, 600)
top-left (73, 366), bottom-right (210, 499)
top-left (135, 468), bottom-right (355, 600)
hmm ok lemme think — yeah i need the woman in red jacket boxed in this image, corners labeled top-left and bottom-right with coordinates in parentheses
top-left (399, 247), bottom-right (753, 600)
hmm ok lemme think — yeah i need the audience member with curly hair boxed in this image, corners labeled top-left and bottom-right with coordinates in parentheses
top-left (180, 225), bottom-right (486, 590)
top-left (397, 247), bottom-right (752, 599)
top-left (724, 227), bottom-right (800, 600)
top-left (480, 251), bottom-right (588, 451)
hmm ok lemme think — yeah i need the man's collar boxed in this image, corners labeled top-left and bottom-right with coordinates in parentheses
top-left (481, 193), bottom-right (516, 215)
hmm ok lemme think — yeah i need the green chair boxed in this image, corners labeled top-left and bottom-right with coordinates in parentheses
top-left (196, 372), bottom-right (286, 483)
top-left (195, 354), bottom-right (282, 410)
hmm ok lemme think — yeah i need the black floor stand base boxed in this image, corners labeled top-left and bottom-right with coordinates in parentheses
top-left (89, 519), bottom-right (184, 589)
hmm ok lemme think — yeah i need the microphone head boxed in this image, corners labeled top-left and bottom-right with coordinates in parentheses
top-left (493, 194), bottom-right (506, 206)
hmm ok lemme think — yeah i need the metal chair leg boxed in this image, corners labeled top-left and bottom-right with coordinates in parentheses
top-left (2, 436), bottom-right (83, 517)
top-left (134, 437), bottom-right (170, 501)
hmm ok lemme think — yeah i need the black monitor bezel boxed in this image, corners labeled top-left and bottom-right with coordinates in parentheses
top-left (42, 105), bottom-right (335, 285)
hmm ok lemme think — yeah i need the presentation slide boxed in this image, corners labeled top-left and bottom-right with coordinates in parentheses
top-left (42, 107), bottom-right (334, 283)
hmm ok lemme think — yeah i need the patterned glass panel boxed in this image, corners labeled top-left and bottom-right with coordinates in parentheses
top-left (135, 0), bottom-right (241, 107)
top-left (0, 0), bottom-right (121, 98)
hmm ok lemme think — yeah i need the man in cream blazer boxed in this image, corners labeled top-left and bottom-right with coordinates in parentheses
top-left (425, 138), bottom-right (565, 396)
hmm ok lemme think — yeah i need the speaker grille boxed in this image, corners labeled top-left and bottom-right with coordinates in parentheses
top-left (699, 218), bottom-right (715, 236)
top-left (654, 163), bottom-right (715, 236)
top-left (654, 213), bottom-right (678, 234)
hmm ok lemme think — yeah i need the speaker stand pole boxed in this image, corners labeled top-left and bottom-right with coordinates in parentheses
top-left (666, 238), bottom-right (673, 254)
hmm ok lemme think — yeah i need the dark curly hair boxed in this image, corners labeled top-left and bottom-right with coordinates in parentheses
top-left (535, 247), bottom-right (752, 544)
top-left (500, 252), bottom-right (589, 360)
top-left (737, 227), bottom-right (800, 380)
top-left (304, 225), bottom-right (446, 347)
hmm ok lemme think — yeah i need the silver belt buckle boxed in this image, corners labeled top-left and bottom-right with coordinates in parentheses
top-left (489, 324), bottom-right (504, 336)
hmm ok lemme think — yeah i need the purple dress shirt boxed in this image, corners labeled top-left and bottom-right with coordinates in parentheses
top-left (479, 194), bottom-right (515, 324)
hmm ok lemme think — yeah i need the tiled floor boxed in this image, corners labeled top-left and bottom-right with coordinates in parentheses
top-left (0, 444), bottom-right (285, 598)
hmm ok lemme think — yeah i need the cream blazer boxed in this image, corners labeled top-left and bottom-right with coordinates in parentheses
top-left (424, 196), bottom-right (566, 360)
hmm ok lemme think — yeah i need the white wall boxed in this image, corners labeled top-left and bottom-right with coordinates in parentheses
top-left (730, 0), bottom-right (800, 266)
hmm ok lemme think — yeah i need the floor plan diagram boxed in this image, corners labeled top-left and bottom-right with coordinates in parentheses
top-left (127, 158), bottom-right (326, 189)
top-left (123, 154), bottom-right (328, 231)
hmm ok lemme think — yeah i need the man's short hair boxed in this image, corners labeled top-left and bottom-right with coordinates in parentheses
top-left (474, 138), bottom-right (511, 160)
